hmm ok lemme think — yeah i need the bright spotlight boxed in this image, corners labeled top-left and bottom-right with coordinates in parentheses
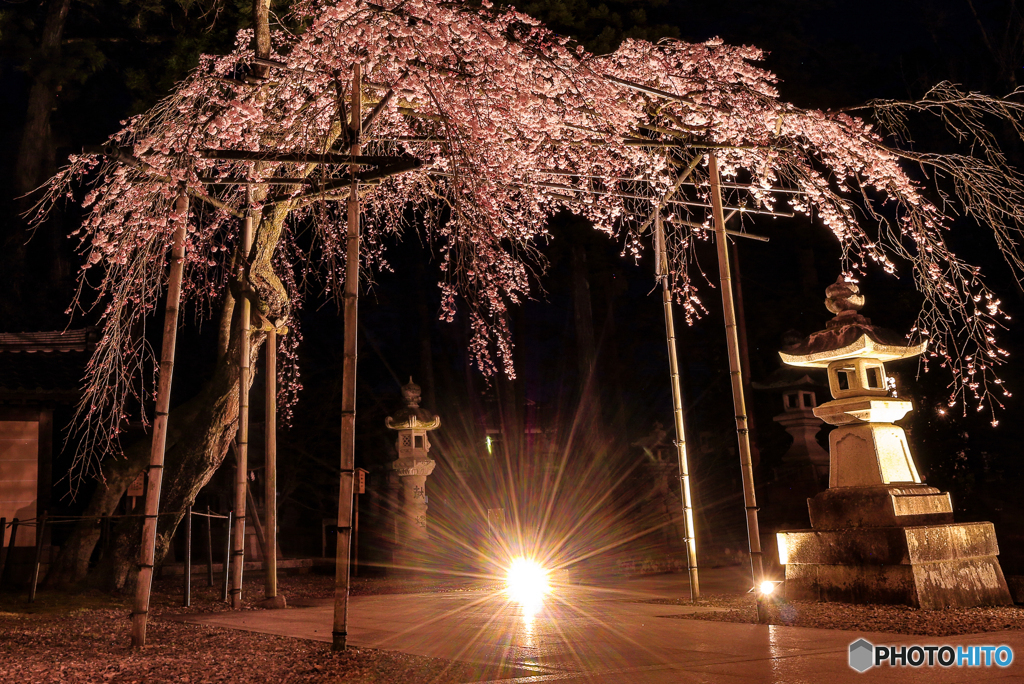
top-left (505, 557), bottom-right (550, 612)
top-left (759, 580), bottom-right (776, 595)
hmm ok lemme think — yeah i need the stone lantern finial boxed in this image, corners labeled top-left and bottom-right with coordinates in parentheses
top-left (824, 275), bottom-right (865, 315)
top-left (402, 377), bottom-right (422, 407)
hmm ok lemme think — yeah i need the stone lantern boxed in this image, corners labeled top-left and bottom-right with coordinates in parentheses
top-left (752, 350), bottom-right (830, 482)
top-left (386, 378), bottom-right (440, 569)
top-left (632, 422), bottom-right (686, 549)
top-left (776, 277), bottom-right (1012, 608)
top-left (752, 357), bottom-right (830, 530)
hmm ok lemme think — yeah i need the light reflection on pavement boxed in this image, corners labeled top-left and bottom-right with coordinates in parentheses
top-left (184, 569), bottom-right (1024, 683)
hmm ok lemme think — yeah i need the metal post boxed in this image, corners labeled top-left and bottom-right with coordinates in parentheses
top-left (0, 518), bottom-right (6, 589)
top-left (29, 511), bottom-right (47, 602)
top-left (709, 153), bottom-right (767, 622)
top-left (231, 194), bottom-right (254, 610)
top-left (333, 63), bottom-right (361, 651)
top-left (265, 327), bottom-right (278, 599)
top-left (0, 518), bottom-right (19, 590)
top-left (131, 194), bottom-right (189, 647)
top-left (222, 511), bottom-right (233, 602)
top-left (205, 507), bottom-right (214, 587)
top-left (183, 505), bottom-right (192, 606)
top-left (245, 482), bottom-right (268, 559)
top-left (654, 210), bottom-right (700, 601)
top-left (353, 492), bottom-right (360, 577)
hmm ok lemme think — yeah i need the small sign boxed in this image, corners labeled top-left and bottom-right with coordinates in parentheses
top-left (127, 471), bottom-right (145, 498)
top-left (356, 468), bottom-right (368, 494)
top-left (487, 508), bottom-right (504, 529)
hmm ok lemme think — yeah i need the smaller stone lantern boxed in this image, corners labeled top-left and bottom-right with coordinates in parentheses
top-left (632, 422), bottom-right (686, 549)
top-left (386, 378), bottom-right (440, 569)
top-left (776, 277), bottom-right (1012, 609)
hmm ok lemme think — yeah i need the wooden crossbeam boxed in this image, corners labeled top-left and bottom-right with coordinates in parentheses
top-left (603, 74), bottom-right (695, 104)
top-left (199, 150), bottom-right (404, 165)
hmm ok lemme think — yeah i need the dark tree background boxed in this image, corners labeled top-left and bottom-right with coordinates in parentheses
top-left (2, 0), bottom-right (1022, 580)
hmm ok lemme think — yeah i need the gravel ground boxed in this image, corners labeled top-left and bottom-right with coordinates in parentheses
top-left (647, 592), bottom-right (1024, 636)
top-left (0, 572), bottom-right (522, 684)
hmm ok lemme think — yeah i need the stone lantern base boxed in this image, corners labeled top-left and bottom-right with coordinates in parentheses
top-left (778, 484), bottom-right (1013, 609)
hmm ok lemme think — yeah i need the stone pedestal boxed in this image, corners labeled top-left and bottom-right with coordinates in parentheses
top-left (779, 485), bottom-right (1011, 609)
top-left (392, 456), bottom-right (435, 546)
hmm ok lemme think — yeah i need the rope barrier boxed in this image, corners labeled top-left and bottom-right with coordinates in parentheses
top-left (5, 510), bottom-right (229, 526)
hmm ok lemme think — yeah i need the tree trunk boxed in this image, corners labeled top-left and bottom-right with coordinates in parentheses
top-left (15, 0), bottom-right (71, 198)
top-left (7, 0), bottom-right (72, 310)
top-left (46, 87), bottom-right (336, 591)
top-left (570, 242), bottom-right (597, 389)
top-left (48, 198), bottom-right (296, 589)
top-left (251, 0), bottom-right (272, 78)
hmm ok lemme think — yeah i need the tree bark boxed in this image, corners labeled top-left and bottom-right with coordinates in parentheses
top-left (252, 0), bottom-right (272, 78)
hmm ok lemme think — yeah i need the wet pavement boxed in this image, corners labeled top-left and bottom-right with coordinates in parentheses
top-left (182, 568), bottom-right (1024, 683)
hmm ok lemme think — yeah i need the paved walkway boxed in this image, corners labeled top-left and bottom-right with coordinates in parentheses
top-left (183, 569), bottom-right (1024, 683)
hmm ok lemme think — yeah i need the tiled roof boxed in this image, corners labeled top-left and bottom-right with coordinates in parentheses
top-left (0, 328), bottom-right (98, 353)
top-left (0, 329), bottom-right (95, 402)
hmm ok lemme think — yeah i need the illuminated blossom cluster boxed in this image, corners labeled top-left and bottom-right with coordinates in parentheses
top-left (37, 0), bottom-right (1024, 458)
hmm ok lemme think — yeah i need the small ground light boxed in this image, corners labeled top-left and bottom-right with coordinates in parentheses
top-left (760, 581), bottom-right (776, 595)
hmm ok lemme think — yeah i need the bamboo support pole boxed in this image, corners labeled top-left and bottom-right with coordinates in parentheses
top-left (230, 199), bottom-right (254, 610)
top-left (265, 328), bottom-right (278, 599)
top-left (130, 195), bottom-right (189, 648)
top-left (709, 153), bottom-right (767, 623)
top-left (654, 210), bottom-right (700, 601)
top-left (731, 244), bottom-right (759, 456)
top-left (333, 63), bottom-right (361, 652)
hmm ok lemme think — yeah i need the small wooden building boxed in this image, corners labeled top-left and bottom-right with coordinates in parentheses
top-left (0, 329), bottom-right (96, 548)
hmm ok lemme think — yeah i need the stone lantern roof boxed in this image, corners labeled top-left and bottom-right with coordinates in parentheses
top-left (778, 277), bottom-right (926, 368)
top-left (385, 377), bottom-right (440, 431)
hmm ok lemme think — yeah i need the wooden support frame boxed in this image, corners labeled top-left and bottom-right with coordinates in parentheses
top-left (709, 153), bottom-right (767, 623)
top-left (230, 196), bottom-right (254, 610)
top-left (265, 328), bottom-right (279, 600)
top-left (333, 63), bottom-right (362, 652)
top-left (131, 194), bottom-right (189, 648)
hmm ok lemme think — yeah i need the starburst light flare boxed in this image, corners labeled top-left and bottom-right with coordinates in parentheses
top-left (506, 557), bottom-right (551, 615)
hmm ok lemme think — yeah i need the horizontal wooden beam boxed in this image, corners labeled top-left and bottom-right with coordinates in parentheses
top-left (198, 150), bottom-right (410, 165)
top-left (621, 139), bottom-right (762, 150)
top-left (603, 75), bottom-right (695, 104)
top-left (86, 145), bottom-right (244, 219)
top-left (199, 177), bottom-right (310, 186)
